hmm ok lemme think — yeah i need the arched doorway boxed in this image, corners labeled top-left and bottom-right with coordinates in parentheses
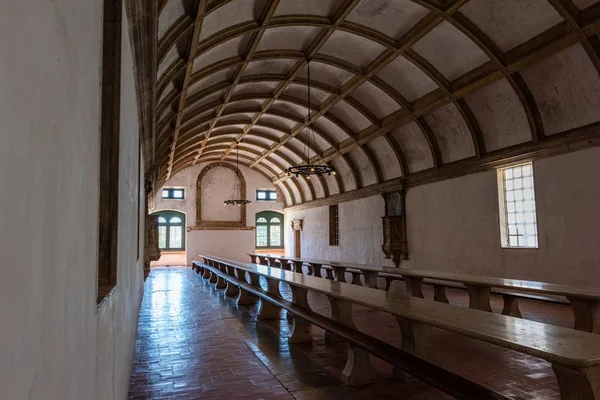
top-left (255, 211), bottom-right (284, 250)
top-left (150, 210), bottom-right (187, 267)
top-left (154, 210), bottom-right (186, 251)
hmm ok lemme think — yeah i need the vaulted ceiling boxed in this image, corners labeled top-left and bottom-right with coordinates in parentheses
top-left (155, 0), bottom-right (600, 207)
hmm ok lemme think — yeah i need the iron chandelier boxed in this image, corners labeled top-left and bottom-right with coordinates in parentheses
top-left (224, 141), bottom-right (252, 206)
top-left (285, 58), bottom-right (335, 179)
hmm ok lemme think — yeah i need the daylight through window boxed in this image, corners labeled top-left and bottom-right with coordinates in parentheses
top-left (498, 163), bottom-right (538, 248)
top-left (154, 211), bottom-right (186, 251)
top-left (255, 211), bottom-right (283, 248)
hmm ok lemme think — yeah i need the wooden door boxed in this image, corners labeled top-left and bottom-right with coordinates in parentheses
top-left (294, 229), bottom-right (301, 258)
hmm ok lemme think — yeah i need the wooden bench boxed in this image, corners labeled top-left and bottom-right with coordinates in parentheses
top-left (193, 260), bottom-right (508, 399)
top-left (198, 256), bottom-right (600, 399)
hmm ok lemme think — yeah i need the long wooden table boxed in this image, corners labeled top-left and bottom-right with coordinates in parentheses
top-left (199, 255), bottom-right (600, 400)
top-left (396, 268), bottom-right (600, 334)
top-left (248, 253), bottom-right (600, 334)
top-left (249, 253), bottom-right (387, 288)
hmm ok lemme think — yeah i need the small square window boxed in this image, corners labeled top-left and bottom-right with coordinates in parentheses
top-left (497, 163), bottom-right (538, 249)
top-left (256, 189), bottom-right (277, 202)
top-left (162, 188), bottom-right (185, 200)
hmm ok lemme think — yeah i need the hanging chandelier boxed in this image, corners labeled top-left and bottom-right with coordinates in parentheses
top-left (224, 141), bottom-right (252, 206)
top-left (285, 58), bottom-right (335, 179)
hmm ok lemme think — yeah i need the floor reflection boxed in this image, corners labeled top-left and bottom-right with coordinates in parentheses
top-left (128, 267), bottom-right (563, 400)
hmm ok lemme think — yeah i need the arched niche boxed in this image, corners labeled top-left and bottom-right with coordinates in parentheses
top-left (196, 162), bottom-right (247, 228)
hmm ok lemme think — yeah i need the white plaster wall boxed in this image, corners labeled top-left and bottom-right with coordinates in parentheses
top-left (286, 146), bottom-right (600, 287)
top-left (0, 2), bottom-right (144, 399)
top-left (153, 163), bottom-right (285, 264)
top-left (285, 196), bottom-right (391, 266)
top-left (200, 167), bottom-right (241, 221)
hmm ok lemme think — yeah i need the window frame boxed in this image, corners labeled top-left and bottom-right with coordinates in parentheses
top-left (256, 189), bottom-right (278, 202)
top-left (329, 204), bottom-right (339, 246)
top-left (255, 211), bottom-right (284, 249)
top-left (162, 187), bottom-right (185, 200)
top-left (497, 162), bottom-right (539, 249)
top-left (155, 210), bottom-right (186, 251)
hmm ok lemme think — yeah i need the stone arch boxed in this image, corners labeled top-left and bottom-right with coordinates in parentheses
top-left (196, 162), bottom-right (247, 227)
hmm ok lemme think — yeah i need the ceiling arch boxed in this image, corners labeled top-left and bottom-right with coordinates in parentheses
top-left (155, 0), bottom-right (600, 206)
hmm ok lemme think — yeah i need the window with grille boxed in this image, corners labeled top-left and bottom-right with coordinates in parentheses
top-left (154, 211), bottom-right (186, 251)
top-left (255, 211), bottom-right (283, 248)
top-left (256, 189), bottom-right (277, 202)
top-left (329, 205), bottom-right (339, 246)
top-left (497, 163), bottom-right (538, 248)
top-left (162, 188), bottom-right (185, 199)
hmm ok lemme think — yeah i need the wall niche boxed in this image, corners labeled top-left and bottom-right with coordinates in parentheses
top-left (195, 162), bottom-right (248, 229)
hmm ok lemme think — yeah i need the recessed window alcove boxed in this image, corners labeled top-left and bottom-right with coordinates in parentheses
top-left (194, 162), bottom-right (249, 229)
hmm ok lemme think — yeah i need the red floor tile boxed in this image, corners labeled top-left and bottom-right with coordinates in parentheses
top-left (128, 267), bottom-right (567, 399)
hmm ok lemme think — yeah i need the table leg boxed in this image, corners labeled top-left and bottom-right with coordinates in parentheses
top-left (552, 363), bottom-right (600, 400)
top-left (289, 286), bottom-right (312, 344)
top-left (395, 317), bottom-right (434, 382)
top-left (465, 284), bottom-right (493, 312)
top-left (501, 294), bottom-right (522, 318)
top-left (330, 298), bottom-right (375, 386)
top-left (257, 277), bottom-right (281, 320)
top-left (404, 276), bottom-right (424, 298)
top-left (433, 285), bottom-right (449, 303)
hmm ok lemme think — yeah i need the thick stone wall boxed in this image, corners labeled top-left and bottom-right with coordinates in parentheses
top-left (0, 2), bottom-right (144, 399)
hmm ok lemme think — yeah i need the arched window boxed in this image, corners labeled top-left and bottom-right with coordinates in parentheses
top-left (152, 211), bottom-right (186, 251)
top-left (256, 211), bottom-right (283, 249)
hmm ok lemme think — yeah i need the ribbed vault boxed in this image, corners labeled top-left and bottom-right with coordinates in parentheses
top-left (155, 0), bottom-right (600, 207)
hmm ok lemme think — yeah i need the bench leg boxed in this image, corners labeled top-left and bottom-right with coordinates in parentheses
top-left (552, 364), bottom-right (600, 400)
top-left (501, 294), bottom-right (522, 318)
top-left (289, 286), bottom-right (312, 344)
top-left (395, 318), bottom-right (434, 382)
top-left (433, 285), bottom-right (449, 304)
top-left (215, 275), bottom-right (226, 289)
top-left (224, 281), bottom-right (238, 297)
top-left (293, 261), bottom-right (303, 273)
top-left (325, 296), bottom-right (344, 345)
top-left (209, 271), bottom-right (218, 284)
top-left (465, 284), bottom-right (493, 312)
top-left (351, 272), bottom-right (362, 286)
top-left (330, 298), bottom-right (376, 386)
top-left (385, 278), bottom-right (392, 291)
top-left (568, 296), bottom-right (600, 334)
top-left (364, 272), bottom-right (379, 289)
top-left (312, 264), bottom-right (322, 278)
top-left (257, 277), bottom-right (281, 320)
top-left (325, 268), bottom-right (335, 280)
top-left (333, 267), bottom-right (347, 283)
top-left (405, 277), bottom-right (424, 298)
top-left (201, 266), bottom-right (211, 279)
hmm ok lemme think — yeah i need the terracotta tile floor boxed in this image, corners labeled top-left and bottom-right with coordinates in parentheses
top-left (128, 267), bottom-right (572, 399)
